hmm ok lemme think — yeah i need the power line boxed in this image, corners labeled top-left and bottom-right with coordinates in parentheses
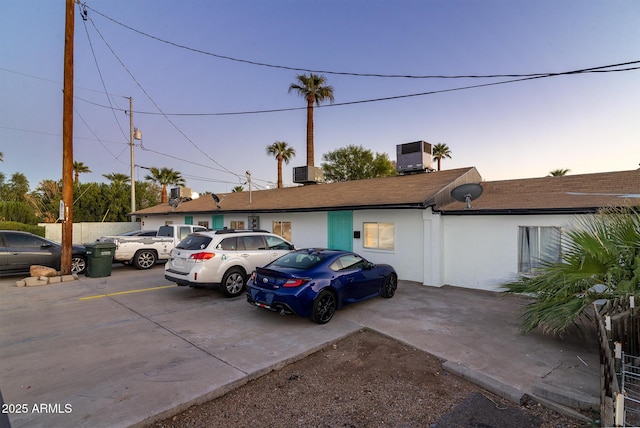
top-left (84, 11), bottom-right (246, 182)
top-left (73, 64), bottom-right (640, 117)
top-left (83, 4), bottom-right (640, 80)
top-left (80, 15), bottom-right (130, 143)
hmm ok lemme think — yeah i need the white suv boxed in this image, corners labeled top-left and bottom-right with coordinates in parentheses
top-left (164, 230), bottom-right (295, 297)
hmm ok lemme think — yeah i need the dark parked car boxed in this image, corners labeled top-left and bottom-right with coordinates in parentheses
top-left (246, 249), bottom-right (397, 324)
top-left (0, 230), bottom-right (87, 276)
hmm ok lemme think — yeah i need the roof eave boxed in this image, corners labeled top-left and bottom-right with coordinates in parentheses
top-left (438, 207), bottom-right (603, 215)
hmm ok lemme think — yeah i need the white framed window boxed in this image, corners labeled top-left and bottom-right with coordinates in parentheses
top-left (518, 226), bottom-right (562, 275)
top-left (363, 222), bottom-right (394, 250)
top-left (197, 221), bottom-right (209, 228)
top-left (272, 221), bottom-right (292, 242)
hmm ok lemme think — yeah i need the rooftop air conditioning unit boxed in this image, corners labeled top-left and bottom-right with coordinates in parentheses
top-left (293, 166), bottom-right (323, 184)
top-left (396, 141), bottom-right (434, 174)
top-left (170, 187), bottom-right (192, 200)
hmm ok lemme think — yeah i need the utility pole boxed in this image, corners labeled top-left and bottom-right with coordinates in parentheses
top-left (61, 0), bottom-right (74, 275)
top-left (129, 97), bottom-right (135, 222)
top-left (246, 171), bottom-right (252, 205)
top-left (128, 97), bottom-right (141, 223)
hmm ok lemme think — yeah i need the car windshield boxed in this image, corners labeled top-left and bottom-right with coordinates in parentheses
top-left (270, 252), bottom-right (326, 270)
top-left (176, 235), bottom-right (212, 250)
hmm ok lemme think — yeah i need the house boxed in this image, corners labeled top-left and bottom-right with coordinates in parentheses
top-left (132, 167), bottom-right (640, 292)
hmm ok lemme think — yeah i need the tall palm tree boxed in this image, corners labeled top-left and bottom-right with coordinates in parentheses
top-left (266, 141), bottom-right (296, 188)
top-left (288, 73), bottom-right (334, 167)
top-left (549, 169), bottom-right (570, 176)
top-left (432, 143), bottom-right (452, 171)
top-left (144, 167), bottom-right (185, 203)
top-left (73, 161), bottom-right (91, 183)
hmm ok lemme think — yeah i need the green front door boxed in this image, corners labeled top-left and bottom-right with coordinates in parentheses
top-left (211, 215), bottom-right (224, 230)
top-left (328, 211), bottom-right (353, 251)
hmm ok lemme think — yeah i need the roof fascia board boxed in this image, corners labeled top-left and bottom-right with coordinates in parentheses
top-left (439, 207), bottom-right (601, 215)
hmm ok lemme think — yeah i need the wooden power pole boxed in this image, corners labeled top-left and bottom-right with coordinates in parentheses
top-left (61, 0), bottom-right (74, 275)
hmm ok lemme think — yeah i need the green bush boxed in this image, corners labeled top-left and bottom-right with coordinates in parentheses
top-left (0, 221), bottom-right (46, 237)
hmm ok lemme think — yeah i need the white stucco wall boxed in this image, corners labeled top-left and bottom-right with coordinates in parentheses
top-left (138, 210), bottom-right (430, 283)
top-left (353, 209), bottom-right (427, 283)
top-left (137, 209), bottom-right (594, 292)
top-left (441, 213), bottom-right (589, 291)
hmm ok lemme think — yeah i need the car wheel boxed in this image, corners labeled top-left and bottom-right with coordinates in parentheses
top-left (310, 290), bottom-right (336, 324)
top-left (71, 255), bottom-right (87, 275)
top-left (381, 273), bottom-right (397, 298)
top-left (221, 268), bottom-right (246, 297)
top-left (133, 250), bottom-right (156, 269)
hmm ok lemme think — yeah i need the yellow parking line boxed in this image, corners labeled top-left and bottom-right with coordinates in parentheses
top-left (80, 285), bottom-right (177, 300)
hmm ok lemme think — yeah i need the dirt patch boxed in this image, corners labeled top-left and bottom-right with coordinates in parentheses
top-left (149, 329), bottom-right (588, 427)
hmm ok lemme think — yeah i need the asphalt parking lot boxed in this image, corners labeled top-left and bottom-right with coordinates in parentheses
top-left (0, 264), bottom-right (600, 427)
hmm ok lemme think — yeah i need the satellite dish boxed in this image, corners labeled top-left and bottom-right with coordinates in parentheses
top-left (451, 183), bottom-right (483, 209)
top-left (168, 198), bottom-right (179, 208)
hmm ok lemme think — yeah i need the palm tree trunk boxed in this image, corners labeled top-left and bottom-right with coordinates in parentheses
top-left (161, 184), bottom-right (168, 203)
top-left (306, 99), bottom-right (314, 167)
top-left (277, 155), bottom-right (283, 188)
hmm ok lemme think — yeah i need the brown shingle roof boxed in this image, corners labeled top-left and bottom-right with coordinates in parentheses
top-left (133, 168), bottom-right (639, 216)
top-left (438, 169), bottom-right (640, 213)
top-left (133, 167), bottom-right (482, 215)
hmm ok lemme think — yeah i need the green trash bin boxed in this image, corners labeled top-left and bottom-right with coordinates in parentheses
top-left (85, 242), bottom-right (116, 277)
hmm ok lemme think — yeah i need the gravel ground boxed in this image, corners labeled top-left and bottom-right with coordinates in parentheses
top-left (149, 329), bottom-right (592, 428)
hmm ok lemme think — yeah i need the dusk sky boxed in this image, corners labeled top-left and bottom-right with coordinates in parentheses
top-left (1, 0), bottom-right (638, 194)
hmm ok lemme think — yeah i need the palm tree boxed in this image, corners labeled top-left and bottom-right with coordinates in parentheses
top-left (503, 206), bottom-right (640, 335)
top-left (73, 161), bottom-right (91, 183)
top-left (102, 173), bottom-right (129, 186)
top-left (144, 167), bottom-right (185, 203)
top-left (232, 186), bottom-right (244, 192)
top-left (549, 169), bottom-right (570, 176)
top-left (0, 151), bottom-right (3, 162)
top-left (266, 141), bottom-right (296, 188)
top-left (432, 143), bottom-right (452, 171)
top-left (288, 73), bottom-right (335, 167)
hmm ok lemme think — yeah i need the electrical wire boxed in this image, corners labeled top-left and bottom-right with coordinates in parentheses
top-left (81, 14), bottom-right (130, 144)
top-left (74, 106), bottom-right (128, 163)
top-left (84, 11), bottom-right (247, 182)
top-left (83, 3), bottom-right (640, 80)
top-left (73, 63), bottom-right (640, 117)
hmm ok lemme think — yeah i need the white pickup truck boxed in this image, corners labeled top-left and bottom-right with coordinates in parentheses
top-left (97, 224), bottom-right (206, 269)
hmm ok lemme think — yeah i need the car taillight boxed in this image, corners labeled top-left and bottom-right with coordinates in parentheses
top-left (190, 252), bottom-right (215, 261)
top-left (283, 278), bottom-right (309, 287)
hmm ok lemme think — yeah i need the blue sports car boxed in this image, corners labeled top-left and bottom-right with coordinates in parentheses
top-left (246, 249), bottom-right (397, 324)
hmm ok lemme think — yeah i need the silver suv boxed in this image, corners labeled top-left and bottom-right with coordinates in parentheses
top-left (164, 229), bottom-right (295, 297)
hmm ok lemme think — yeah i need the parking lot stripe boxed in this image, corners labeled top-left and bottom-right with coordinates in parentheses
top-left (80, 284), bottom-right (177, 300)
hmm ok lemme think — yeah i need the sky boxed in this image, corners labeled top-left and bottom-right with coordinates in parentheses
top-left (1, 0), bottom-right (639, 195)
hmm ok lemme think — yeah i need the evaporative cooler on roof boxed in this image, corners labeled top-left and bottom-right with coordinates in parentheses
top-left (396, 141), bottom-right (434, 174)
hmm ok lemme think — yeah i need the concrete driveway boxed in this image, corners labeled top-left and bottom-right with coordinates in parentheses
top-left (0, 265), bottom-right (600, 427)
